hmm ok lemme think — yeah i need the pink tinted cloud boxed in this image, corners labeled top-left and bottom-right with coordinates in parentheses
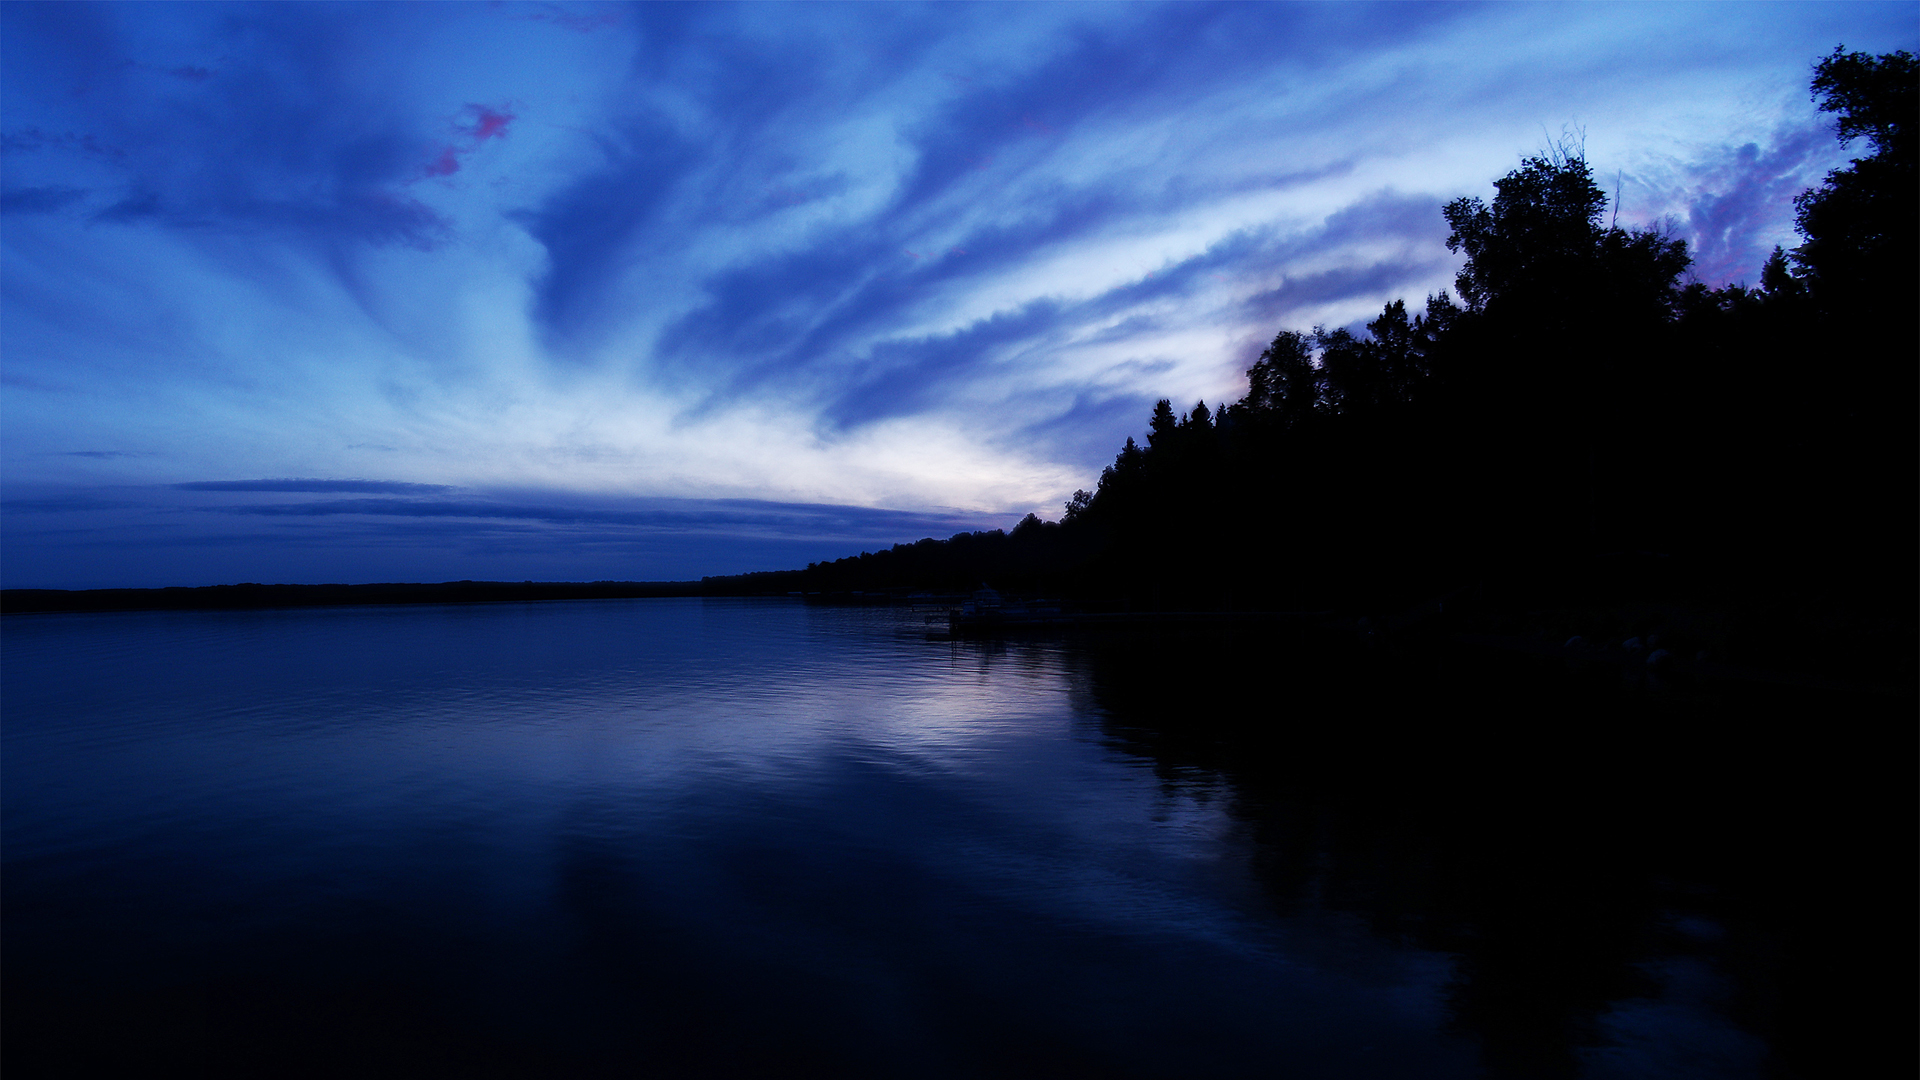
top-left (1626, 122), bottom-right (1841, 287)
top-left (418, 104), bottom-right (517, 180)
top-left (424, 147), bottom-right (462, 178)
top-left (467, 106), bottom-right (514, 142)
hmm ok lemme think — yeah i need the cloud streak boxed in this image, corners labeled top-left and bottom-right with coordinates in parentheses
top-left (175, 479), bottom-right (459, 495)
top-left (1, 482), bottom-right (1005, 588)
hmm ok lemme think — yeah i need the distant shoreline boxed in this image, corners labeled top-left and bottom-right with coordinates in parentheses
top-left (0, 580), bottom-right (706, 614)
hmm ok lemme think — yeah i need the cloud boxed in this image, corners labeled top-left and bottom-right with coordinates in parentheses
top-left (2, 494), bottom-right (134, 513)
top-left (1, 482), bottom-right (1013, 588)
top-left (1241, 260), bottom-right (1445, 332)
top-left (91, 189), bottom-right (162, 223)
top-left (175, 479), bottom-right (458, 494)
top-left (1010, 388), bottom-right (1162, 476)
top-left (1, 1), bottom-right (128, 102)
top-left (1, 3), bottom-right (461, 249)
top-left (512, 4), bottom-right (622, 35)
top-left (117, 58), bottom-right (214, 82)
top-left (1, 186), bottom-right (88, 214)
top-left (545, 6), bottom-right (1468, 433)
top-left (511, 111), bottom-right (701, 341)
top-left (823, 300), bottom-right (1071, 431)
top-left (0, 127), bottom-right (129, 161)
top-left (466, 105), bottom-right (514, 143)
top-left (2, 491), bottom-right (1004, 587)
top-left (673, 188), bottom-right (1450, 439)
top-left (1630, 120), bottom-right (1847, 287)
top-left (419, 103), bottom-right (517, 180)
top-left (199, 492), bottom-right (993, 541)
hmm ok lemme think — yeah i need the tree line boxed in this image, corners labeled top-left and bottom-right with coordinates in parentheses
top-left (709, 48), bottom-right (1915, 620)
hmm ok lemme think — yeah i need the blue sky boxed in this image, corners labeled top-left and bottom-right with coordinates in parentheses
top-left (3, 2), bottom-right (1913, 588)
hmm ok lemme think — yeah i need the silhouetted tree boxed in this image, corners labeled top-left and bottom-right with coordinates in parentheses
top-left (1789, 46), bottom-right (1912, 374)
top-left (1790, 47), bottom-right (1917, 303)
top-left (1443, 147), bottom-right (1610, 316)
top-left (1243, 329), bottom-right (1320, 428)
top-left (1366, 299), bottom-right (1422, 403)
top-left (1759, 245), bottom-right (1805, 303)
top-left (1062, 489), bottom-right (1094, 522)
top-left (1314, 326), bottom-right (1373, 415)
top-left (1146, 399), bottom-right (1179, 448)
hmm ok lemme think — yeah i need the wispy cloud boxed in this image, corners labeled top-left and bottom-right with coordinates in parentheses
top-left (175, 479), bottom-right (459, 495)
top-left (511, 4), bottom-right (623, 36)
top-left (1624, 119), bottom-right (1849, 287)
top-left (1, 185), bottom-right (88, 214)
top-left (0, 483), bottom-right (1005, 587)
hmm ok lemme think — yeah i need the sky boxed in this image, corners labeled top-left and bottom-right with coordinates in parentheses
top-left (3, 1), bottom-right (1913, 589)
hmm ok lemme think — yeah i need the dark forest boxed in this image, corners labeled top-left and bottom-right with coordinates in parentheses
top-left (710, 47), bottom-right (1916, 681)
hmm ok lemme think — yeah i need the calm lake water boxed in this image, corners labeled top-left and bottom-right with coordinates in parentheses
top-left (2, 598), bottom-right (1900, 1077)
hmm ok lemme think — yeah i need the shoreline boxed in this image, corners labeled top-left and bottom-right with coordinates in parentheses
top-left (8, 580), bottom-right (1910, 701)
top-left (0, 580), bottom-right (704, 615)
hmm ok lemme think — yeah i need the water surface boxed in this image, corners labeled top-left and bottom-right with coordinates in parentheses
top-left (3, 598), bottom-right (1889, 1076)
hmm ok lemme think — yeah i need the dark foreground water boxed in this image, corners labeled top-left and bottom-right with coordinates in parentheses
top-left (3, 599), bottom-right (1907, 1078)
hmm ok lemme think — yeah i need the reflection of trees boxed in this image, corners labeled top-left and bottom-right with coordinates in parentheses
top-left (1067, 626), bottom-right (1907, 1079)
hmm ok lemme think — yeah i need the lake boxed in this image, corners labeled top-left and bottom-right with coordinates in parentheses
top-left (2, 598), bottom-right (1901, 1077)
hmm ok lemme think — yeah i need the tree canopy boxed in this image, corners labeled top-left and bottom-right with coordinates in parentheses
top-left (1789, 46), bottom-right (1917, 339)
